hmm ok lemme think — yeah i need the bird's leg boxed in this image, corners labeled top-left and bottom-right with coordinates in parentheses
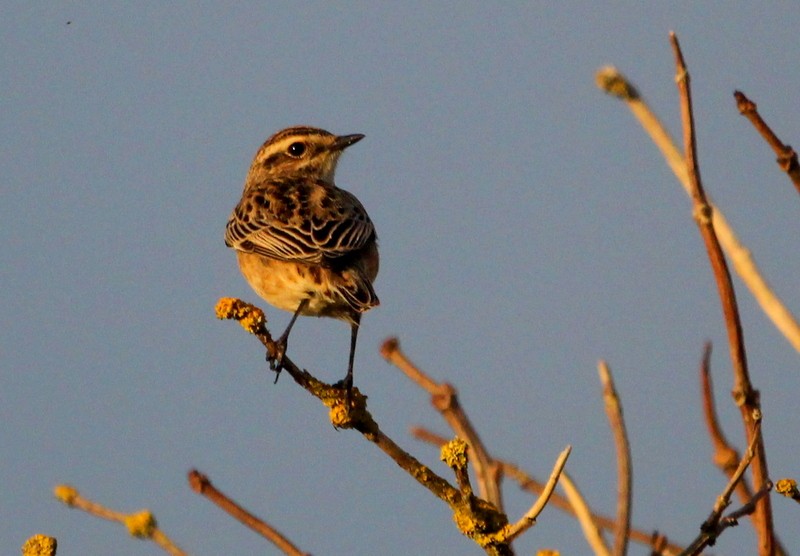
top-left (341, 315), bottom-right (361, 406)
top-left (268, 298), bottom-right (309, 376)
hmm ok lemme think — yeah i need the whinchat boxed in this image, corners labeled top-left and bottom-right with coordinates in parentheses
top-left (225, 126), bottom-right (379, 394)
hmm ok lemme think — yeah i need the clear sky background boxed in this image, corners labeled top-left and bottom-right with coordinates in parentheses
top-left (3, 3), bottom-right (799, 555)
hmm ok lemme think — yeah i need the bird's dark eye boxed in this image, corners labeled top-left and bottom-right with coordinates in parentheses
top-left (287, 142), bottom-right (306, 157)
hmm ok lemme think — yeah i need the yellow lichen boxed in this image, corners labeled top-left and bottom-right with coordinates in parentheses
top-left (124, 510), bottom-right (157, 538)
top-left (21, 534), bottom-right (57, 556)
top-left (776, 478), bottom-right (798, 498)
top-left (214, 297), bottom-right (239, 319)
top-left (452, 506), bottom-right (478, 538)
top-left (215, 297), bottom-right (266, 333)
top-left (440, 438), bottom-right (468, 469)
top-left (53, 485), bottom-right (78, 506)
top-left (329, 402), bottom-right (352, 428)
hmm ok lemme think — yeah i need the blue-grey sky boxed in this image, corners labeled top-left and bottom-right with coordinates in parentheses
top-left (3, 3), bottom-right (799, 555)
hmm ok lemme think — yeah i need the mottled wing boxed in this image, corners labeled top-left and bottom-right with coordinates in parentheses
top-left (225, 177), bottom-right (375, 265)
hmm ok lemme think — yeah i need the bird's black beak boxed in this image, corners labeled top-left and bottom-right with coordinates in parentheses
top-left (333, 133), bottom-right (365, 151)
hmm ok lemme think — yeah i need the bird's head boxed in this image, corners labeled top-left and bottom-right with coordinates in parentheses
top-left (248, 126), bottom-right (364, 184)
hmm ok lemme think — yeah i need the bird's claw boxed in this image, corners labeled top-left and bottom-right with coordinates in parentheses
top-left (267, 339), bottom-right (288, 380)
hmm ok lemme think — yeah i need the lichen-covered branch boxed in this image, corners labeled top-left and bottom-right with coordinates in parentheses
top-left (53, 485), bottom-right (186, 556)
top-left (380, 337), bottom-right (503, 511)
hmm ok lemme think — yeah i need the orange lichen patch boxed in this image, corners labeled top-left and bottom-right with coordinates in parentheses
top-left (21, 534), bottom-right (57, 556)
top-left (215, 297), bottom-right (266, 333)
top-left (124, 510), bottom-right (157, 538)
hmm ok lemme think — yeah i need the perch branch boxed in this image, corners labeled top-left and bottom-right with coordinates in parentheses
top-left (217, 300), bottom-right (514, 555)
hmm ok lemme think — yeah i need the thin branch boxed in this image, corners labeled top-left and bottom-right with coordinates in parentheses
top-left (217, 300), bottom-right (513, 556)
top-left (187, 470), bottom-right (309, 556)
top-left (216, 299), bottom-right (461, 505)
top-left (669, 32), bottom-right (774, 556)
top-left (680, 482), bottom-right (773, 556)
top-left (505, 445), bottom-right (571, 542)
top-left (53, 485), bottom-right (186, 556)
top-left (559, 472), bottom-right (612, 556)
top-left (598, 361), bottom-right (632, 556)
top-left (699, 343), bottom-right (755, 502)
top-left (703, 422), bottom-right (762, 532)
top-left (411, 427), bottom-right (686, 555)
top-left (734, 90), bottom-right (800, 196)
top-left (380, 337), bottom-right (503, 511)
top-left (595, 68), bottom-right (800, 355)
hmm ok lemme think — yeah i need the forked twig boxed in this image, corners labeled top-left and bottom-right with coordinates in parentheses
top-left (217, 300), bottom-right (512, 555)
top-left (699, 343), bottom-right (755, 503)
top-left (680, 479), bottom-right (773, 556)
top-left (669, 32), bottom-right (774, 555)
top-left (595, 70), bottom-right (800, 355)
top-left (380, 337), bottom-right (503, 511)
top-left (679, 416), bottom-right (769, 556)
top-left (411, 427), bottom-right (686, 555)
top-left (704, 422), bottom-right (762, 532)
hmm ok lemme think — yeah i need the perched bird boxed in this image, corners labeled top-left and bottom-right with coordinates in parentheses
top-left (225, 126), bottom-right (379, 394)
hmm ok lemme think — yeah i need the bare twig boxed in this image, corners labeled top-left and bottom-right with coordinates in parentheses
top-left (380, 337), bottom-right (503, 511)
top-left (53, 485), bottom-right (186, 556)
top-left (560, 472), bottom-right (612, 556)
top-left (598, 361), bottom-right (632, 556)
top-left (596, 68), bottom-right (800, 355)
top-left (505, 446), bottom-right (571, 542)
top-left (411, 427), bottom-right (686, 555)
top-left (669, 32), bottom-right (774, 555)
top-left (188, 470), bottom-right (309, 556)
top-left (734, 90), bottom-right (800, 196)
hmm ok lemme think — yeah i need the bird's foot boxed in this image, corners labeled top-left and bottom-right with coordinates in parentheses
top-left (332, 372), bottom-right (354, 408)
top-left (267, 337), bottom-right (288, 382)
